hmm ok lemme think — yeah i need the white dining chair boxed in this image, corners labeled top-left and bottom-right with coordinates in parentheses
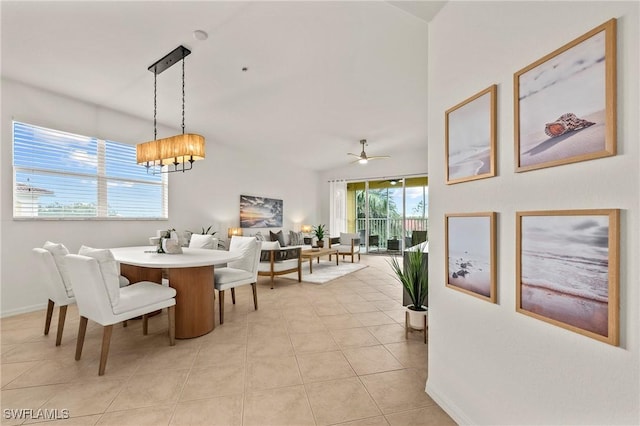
top-left (65, 247), bottom-right (176, 376)
top-left (33, 247), bottom-right (75, 346)
top-left (214, 236), bottom-right (261, 324)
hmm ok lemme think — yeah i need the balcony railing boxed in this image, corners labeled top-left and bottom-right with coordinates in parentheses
top-left (354, 218), bottom-right (428, 249)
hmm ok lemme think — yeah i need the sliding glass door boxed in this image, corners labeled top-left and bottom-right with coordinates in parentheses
top-left (346, 176), bottom-right (428, 253)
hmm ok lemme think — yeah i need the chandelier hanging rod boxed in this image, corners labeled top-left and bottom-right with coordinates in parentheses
top-left (136, 45), bottom-right (205, 175)
top-left (148, 45), bottom-right (191, 75)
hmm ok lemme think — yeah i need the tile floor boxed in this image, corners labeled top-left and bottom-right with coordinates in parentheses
top-left (0, 255), bottom-right (455, 425)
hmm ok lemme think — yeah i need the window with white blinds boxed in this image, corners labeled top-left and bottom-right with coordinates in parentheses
top-left (13, 121), bottom-right (168, 219)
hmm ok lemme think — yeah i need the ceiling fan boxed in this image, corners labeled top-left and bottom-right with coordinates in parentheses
top-left (348, 139), bottom-right (390, 164)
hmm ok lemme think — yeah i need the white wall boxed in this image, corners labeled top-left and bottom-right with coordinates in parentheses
top-left (0, 79), bottom-right (319, 316)
top-left (427, 2), bottom-right (639, 424)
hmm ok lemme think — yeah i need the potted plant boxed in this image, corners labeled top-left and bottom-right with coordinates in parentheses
top-left (313, 224), bottom-right (326, 248)
top-left (389, 249), bottom-right (428, 332)
top-left (193, 225), bottom-right (216, 236)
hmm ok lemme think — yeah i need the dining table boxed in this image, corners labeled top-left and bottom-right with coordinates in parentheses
top-left (111, 246), bottom-right (242, 339)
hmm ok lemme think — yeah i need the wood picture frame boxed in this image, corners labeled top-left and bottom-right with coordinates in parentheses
top-left (516, 209), bottom-right (619, 345)
top-left (445, 212), bottom-right (496, 303)
top-left (514, 19), bottom-right (616, 172)
top-left (445, 85), bottom-right (497, 184)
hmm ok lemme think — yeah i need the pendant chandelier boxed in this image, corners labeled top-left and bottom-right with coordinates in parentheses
top-left (136, 45), bottom-right (205, 174)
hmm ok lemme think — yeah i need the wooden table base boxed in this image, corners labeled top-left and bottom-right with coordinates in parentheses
top-left (119, 264), bottom-right (215, 339)
top-left (168, 266), bottom-right (215, 339)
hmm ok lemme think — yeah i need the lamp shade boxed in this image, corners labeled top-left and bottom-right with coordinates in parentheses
top-left (228, 227), bottom-right (243, 238)
top-left (137, 133), bottom-right (205, 166)
top-left (301, 225), bottom-right (312, 233)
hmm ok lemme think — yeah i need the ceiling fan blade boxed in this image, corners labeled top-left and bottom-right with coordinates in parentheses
top-left (347, 153), bottom-right (362, 158)
top-left (367, 155), bottom-right (391, 160)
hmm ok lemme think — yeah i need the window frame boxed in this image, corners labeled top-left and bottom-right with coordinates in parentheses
top-left (12, 121), bottom-right (168, 221)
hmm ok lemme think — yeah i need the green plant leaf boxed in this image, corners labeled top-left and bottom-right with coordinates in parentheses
top-left (388, 249), bottom-right (428, 308)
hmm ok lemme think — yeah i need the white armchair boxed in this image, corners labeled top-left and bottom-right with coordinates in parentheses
top-left (189, 234), bottom-right (219, 250)
top-left (33, 246), bottom-right (75, 346)
top-left (329, 233), bottom-right (361, 263)
top-left (65, 247), bottom-right (176, 376)
top-left (214, 236), bottom-right (261, 324)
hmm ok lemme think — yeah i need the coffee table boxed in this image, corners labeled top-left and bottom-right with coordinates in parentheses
top-left (301, 247), bottom-right (339, 273)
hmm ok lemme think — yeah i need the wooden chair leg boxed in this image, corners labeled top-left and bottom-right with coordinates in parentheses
top-left (55, 305), bottom-right (67, 346)
top-left (251, 283), bottom-right (258, 311)
top-left (44, 299), bottom-right (54, 335)
top-left (98, 325), bottom-right (113, 376)
top-left (297, 267), bottom-right (302, 283)
top-left (405, 311), bottom-right (409, 340)
top-left (270, 276), bottom-right (275, 290)
top-left (75, 316), bottom-right (88, 361)
top-left (219, 290), bottom-right (225, 325)
top-left (231, 288), bottom-right (236, 304)
top-left (168, 306), bottom-right (176, 346)
top-left (142, 314), bottom-right (148, 335)
top-left (423, 315), bottom-right (427, 344)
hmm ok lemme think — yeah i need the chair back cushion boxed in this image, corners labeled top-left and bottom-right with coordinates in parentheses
top-left (33, 248), bottom-right (73, 303)
top-left (42, 241), bottom-right (74, 297)
top-left (65, 254), bottom-right (118, 324)
top-left (189, 234), bottom-right (216, 249)
top-left (78, 246), bottom-right (120, 307)
top-left (228, 236), bottom-right (260, 272)
top-left (340, 233), bottom-right (359, 245)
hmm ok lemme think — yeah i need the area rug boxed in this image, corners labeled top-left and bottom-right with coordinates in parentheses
top-left (282, 259), bottom-right (368, 284)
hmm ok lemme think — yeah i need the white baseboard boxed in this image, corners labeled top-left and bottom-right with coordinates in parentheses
top-left (426, 379), bottom-right (473, 425)
top-left (1, 302), bottom-right (47, 318)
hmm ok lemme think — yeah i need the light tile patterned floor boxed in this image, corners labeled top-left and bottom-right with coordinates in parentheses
top-left (0, 255), bottom-right (455, 425)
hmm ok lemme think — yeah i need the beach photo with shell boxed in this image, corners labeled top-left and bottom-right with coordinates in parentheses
top-left (516, 210), bottom-right (619, 345)
top-left (445, 212), bottom-right (496, 302)
top-left (445, 85), bottom-right (496, 184)
top-left (514, 19), bottom-right (616, 172)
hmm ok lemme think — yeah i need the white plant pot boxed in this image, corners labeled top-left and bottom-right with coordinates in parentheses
top-left (406, 305), bottom-right (428, 330)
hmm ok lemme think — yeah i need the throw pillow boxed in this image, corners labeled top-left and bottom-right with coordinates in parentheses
top-left (42, 241), bottom-right (74, 297)
top-left (289, 230), bottom-right (303, 246)
top-left (78, 245), bottom-right (120, 307)
top-left (270, 230), bottom-right (286, 247)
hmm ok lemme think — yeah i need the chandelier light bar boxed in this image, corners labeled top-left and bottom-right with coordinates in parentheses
top-left (137, 45), bottom-right (205, 174)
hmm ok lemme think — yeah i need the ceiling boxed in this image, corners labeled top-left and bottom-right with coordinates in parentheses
top-left (1, 1), bottom-right (445, 171)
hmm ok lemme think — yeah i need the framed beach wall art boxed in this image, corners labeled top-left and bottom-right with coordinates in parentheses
top-left (445, 84), bottom-right (497, 185)
top-left (514, 19), bottom-right (616, 172)
top-left (445, 212), bottom-right (496, 303)
top-left (240, 195), bottom-right (283, 228)
top-left (516, 209), bottom-right (619, 345)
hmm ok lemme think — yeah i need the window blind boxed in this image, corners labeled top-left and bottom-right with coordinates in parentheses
top-left (13, 121), bottom-right (168, 219)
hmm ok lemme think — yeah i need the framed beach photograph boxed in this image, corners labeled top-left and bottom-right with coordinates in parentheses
top-left (445, 212), bottom-right (496, 303)
top-left (516, 209), bottom-right (619, 345)
top-left (240, 195), bottom-right (283, 228)
top-left (514, 19), bottom-right (616, 172)
top-left (445, 84), bottom-right (497, 185)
